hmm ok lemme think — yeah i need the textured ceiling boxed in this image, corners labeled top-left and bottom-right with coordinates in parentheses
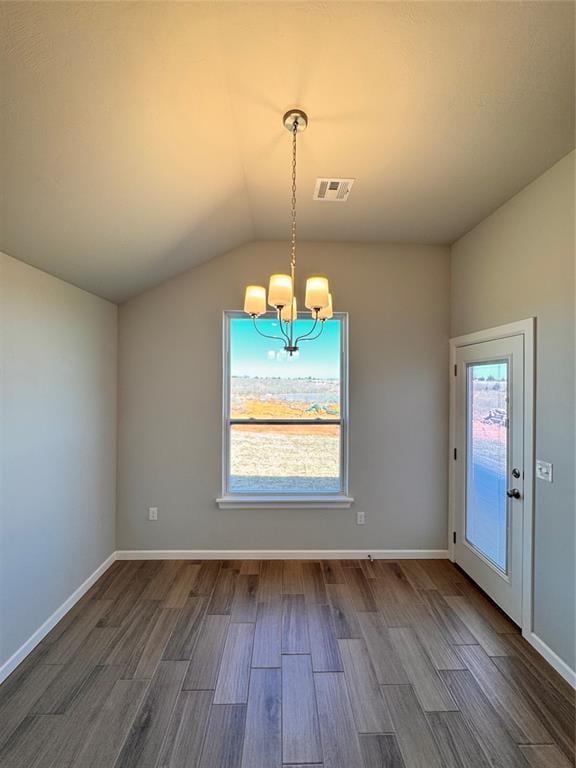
top-left (1, 1), bottom-right (574, 302)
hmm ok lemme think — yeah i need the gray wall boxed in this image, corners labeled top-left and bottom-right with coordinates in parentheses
top-left (451, 151), bottom-right (575, 670)
top-left (117, 242), bottom-right (450, 552)
top-left (0, 253), bottom-right (117, 668)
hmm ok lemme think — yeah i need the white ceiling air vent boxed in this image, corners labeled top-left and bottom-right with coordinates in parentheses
top-left (313, 178), bottom-right (355, 202)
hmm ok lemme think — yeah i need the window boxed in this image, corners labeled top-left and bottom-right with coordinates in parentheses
top-left (218, 311), bottom-right (352, 508)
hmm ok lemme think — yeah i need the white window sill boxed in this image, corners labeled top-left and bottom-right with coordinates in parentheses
top-left (216, 494), bottom-right (354, 510)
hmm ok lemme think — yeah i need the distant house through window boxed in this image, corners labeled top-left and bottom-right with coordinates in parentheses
top-left (218, 311), bottom-right (352, 508)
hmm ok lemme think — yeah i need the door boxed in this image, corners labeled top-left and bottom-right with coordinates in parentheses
top-left (453, 335), bottom-right (525, 624)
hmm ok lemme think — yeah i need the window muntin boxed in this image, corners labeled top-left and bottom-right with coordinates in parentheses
top-left (223, 312), bottom-right (348, 498)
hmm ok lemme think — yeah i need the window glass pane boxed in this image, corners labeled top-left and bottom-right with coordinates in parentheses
top-left (230, 317), bottom-right (340, 420)
top-left (229, 424), bottom-right (341, 493)
top-left (465, 361), bottom-right (508, 571)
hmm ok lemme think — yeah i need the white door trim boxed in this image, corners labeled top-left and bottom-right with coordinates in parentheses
top-left (449, 318), bottom-right (535, 636)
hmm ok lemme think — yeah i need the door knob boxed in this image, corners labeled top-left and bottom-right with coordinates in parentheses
top-left (507, 488), bottom-right (521, 499)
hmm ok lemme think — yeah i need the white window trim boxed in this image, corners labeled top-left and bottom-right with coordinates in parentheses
top-left (217, 310), bottom-right (353, 509)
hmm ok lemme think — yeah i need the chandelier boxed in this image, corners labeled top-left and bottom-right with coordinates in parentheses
top-left (243, 109), bottom-right (333, 356)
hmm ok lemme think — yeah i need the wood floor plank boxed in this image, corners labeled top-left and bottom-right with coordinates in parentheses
top-left (71, 678), bottom-right (149, 767)
top-left (191, 561), bottom-right (222, 597)
top-left (156, 689), bottom-right (212, 768)
top-left (207, 567), bottom-right (238, 614)
top-left (213, 623), bottom-right (255, 704)
top-left (101, 561), bottom-right (150, 600)
top-left (88, 560), bottom-right (131, 600)
top-left (492, 654), bottom-right (575, 761)
top-left (302, 561), bottom-right (328, 603)
top-left (98, 562), bottom-right (158, 628)
top-left (398, 560), bottom-right (437, 591)
top-left (308, 603), bottom-right (343, 672)
top-left (382, 685), bottom-right (443, 768)
top-left (407, 602), bottom-right (466, 671)
top-left (388, 627), bottom-right (457, 711)
top-left (282, 655), bottom-right (322, 765)
top-left (282, 561), bottom-right (304, 594)
top-left (371, 563), bottom-right (422, 627)
top-left (183, 614), bottom-right (230, 690)
top-left (282, 594), bottom-right (310, 653)
top-left (114, 660), bottom-right (188, 768)
top-left (322, 560), bottom-right (346, 584)
top-left (140, 561), bottom-right (181, 601)
top-left (440, 669), bottom-right (531, 768)
top-left (230, 574), bottom-right (259, 622)
top-left (162, 596), bottom-right (207, 660)
top-left (457, 644), bottom-right (553, 744)
top-left (128, 607), bottom-right (180, 679)
top-left (257, 560), bottom-right (283, 602)
top-left (338, 639), bottom-right (393, 733)
top-left (454, 575), bottom-right (521, 635)
top-left (0, 714), bottom-right (65, 768)
top-left (314, 672), bottom-right (364, 768)
top-left (31, 627), bottom-right (117, 714)
top-left (165, 563), bottom-right (202, 608)
top-left (50, 664), bottom-right (126, 764)
top-left (103, 600), bottom-right (160, 666)
top-left (198, 704), bottom-right (246, 768)
top-left (444, 596), bottom-right (511, 656)
top-left (0, 662), bottom-right (63, 748)
top-left (359, 734), bottom-right (406, 768)
top-left (241, 668), bottom-right (281, 768)
top-left (419, 560), bottom-right (463, 596)
top-left (519, 745), bottom-right (574, 768)
top-left (252, 601), bottom-right (282, 668)
top-left (419, 590), bottom-right (477, 645)
top-left (502, 633), bottom-right (575, 705)
top-left (43, 599), bottom-right (112, 664)
top-left (240, 560), bottom-right (261, 575)
top-left (426, 711), bottom-right (491, 768)
top-left (357, 612), bottom-right (409, 684)
top-left (326, 583), bottom-right (362, 639)
top-left (343, 567), bottom-right (378, 611)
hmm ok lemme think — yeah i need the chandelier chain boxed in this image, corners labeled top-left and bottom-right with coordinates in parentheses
top-left (290, 120), bottom-right (297, 273)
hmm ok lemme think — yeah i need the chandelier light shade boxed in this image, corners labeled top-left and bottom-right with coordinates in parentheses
top-left (318, 293), bottom-right (333, 320)
top-left (243, 285), bottom-right (267, 317)
top-left (243, 108), bottom-right (333, 355)
top-left (280, 297), bottom-right (297, 322)
top-left (268, 274), bottom-right (293, 308)
top-left (305, 276), bottom-right (329, 310)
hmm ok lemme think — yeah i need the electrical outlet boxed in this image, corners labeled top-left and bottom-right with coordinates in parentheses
top-left (356, 510), bottom-right (365, 525)
top-left (148, 506), bottom-right (158, 521)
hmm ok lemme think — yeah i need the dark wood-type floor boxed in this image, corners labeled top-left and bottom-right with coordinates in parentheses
top-left (0, 559), bottom-right (574, 768)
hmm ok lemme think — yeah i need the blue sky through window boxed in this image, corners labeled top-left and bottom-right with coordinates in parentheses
top-left (230, 317), bottom-right (340, 379)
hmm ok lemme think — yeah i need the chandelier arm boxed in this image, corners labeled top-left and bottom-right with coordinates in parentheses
top-left (251, 316), bottom-right (287, 344)
top-left (295, 313), bottom-right (320, 344)
top-left (297, 320), bottom-right (325, 344)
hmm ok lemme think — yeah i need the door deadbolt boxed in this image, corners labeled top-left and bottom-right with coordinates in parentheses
top-left (512, 468), bottom-right (521, 479)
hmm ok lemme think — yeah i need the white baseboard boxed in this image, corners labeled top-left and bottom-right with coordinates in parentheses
top-left (115, 549), bottom-right (450, 560)
top-left (523, 630), bottom-right (576, 689)
top-left (0, 552), bottom-right (117, 685)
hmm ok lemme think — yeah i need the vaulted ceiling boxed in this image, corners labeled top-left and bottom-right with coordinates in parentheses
top-left (1, 2), bottom-right (574, 301)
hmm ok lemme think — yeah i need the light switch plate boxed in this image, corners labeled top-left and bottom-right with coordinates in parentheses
top-left (535, 460), bottom-right (553, 483)
top-left (356, 510), bottom-right (365, 525)
top-left (148, 506), bottom-right (158, 520)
